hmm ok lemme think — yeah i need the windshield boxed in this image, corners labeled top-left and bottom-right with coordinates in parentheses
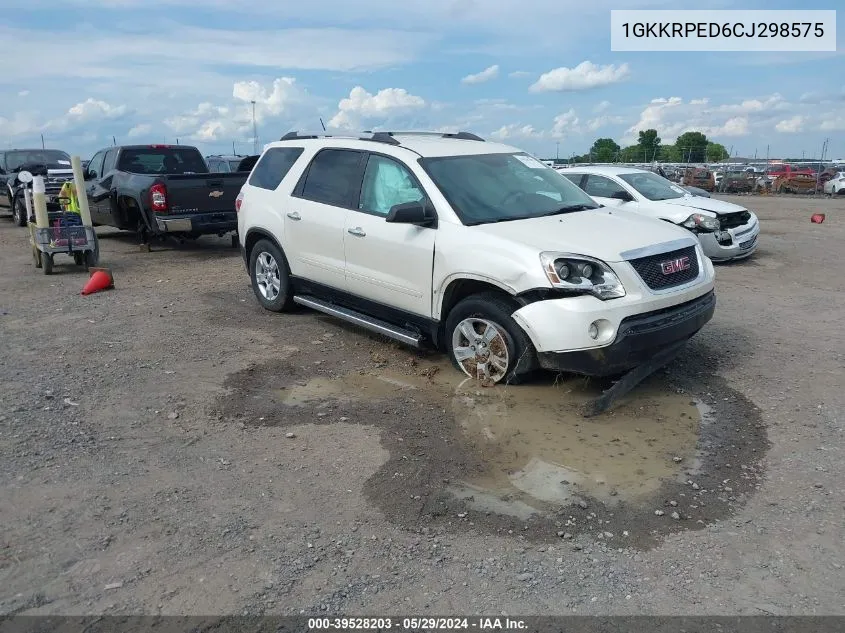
top-left (6, 150), bottom-right (71, 172)
top-left (419, 152), bottom-right (599, 225)
top-left (619, 171), bottom-right (689, 201)
top-left (117, 148), bottom-right (209, 174)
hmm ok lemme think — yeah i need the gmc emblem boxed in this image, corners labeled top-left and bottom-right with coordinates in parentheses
top-left (660, 256), bottom-right (690, 275)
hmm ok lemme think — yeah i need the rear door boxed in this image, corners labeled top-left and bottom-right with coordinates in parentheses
top-left (288, 148), bottom-right (366, 291)
top-left (343, 152), bottom-right (435, 317)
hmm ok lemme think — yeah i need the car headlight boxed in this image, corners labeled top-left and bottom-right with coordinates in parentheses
top-left (539, 252), bottom-right (626, 300)
top-left (681, 213), bottom-right (720, 232)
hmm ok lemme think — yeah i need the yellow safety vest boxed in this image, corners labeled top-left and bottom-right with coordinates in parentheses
top-left (59, 181), bottom-right (81, 214)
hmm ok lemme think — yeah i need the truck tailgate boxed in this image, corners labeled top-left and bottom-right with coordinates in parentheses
top-left (162, 173), bottom-right (247, 214)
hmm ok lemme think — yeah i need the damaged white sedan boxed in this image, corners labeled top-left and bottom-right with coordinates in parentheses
top-left (559, 166), bottom-right (759, 262)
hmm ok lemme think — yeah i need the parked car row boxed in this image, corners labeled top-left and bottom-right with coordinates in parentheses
top-left (10, 130), bottom-right (791, 388)
top-left (2, 144), bottom-right (252, 245)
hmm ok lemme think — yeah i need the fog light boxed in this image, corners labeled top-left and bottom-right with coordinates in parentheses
top-left (588, 322), bottom-right (599, 339)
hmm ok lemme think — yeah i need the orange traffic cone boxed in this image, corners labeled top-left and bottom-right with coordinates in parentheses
top-left (81, 268), bottom-right (115, 295)
top-left (811, 213), bottom-right (825, 224)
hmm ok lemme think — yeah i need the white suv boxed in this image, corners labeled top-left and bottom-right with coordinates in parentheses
top-left (237, 131), bottom-right (716, 384)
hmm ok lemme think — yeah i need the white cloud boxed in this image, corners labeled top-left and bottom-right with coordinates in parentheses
top-left (551, 109), bottom-right (580, 139)
top-left (65, 98), bottom-right (128, 122)
top-left (461, 65), bottom-right (500, 85)
top-left (594, 100), bottom-right (610, 113)
top-left (490, 124), bottom-right (544, 140)
top-left (820, 114), bottom-right (845, 132)
top-left (774, 116), bottom-right (805, 133)
top-left (328, 86), bottom-right (426, 130)
top-left (530, 61), bottom-right (630, 93)
top-left (18, 90), bottom-right (29, 97)
top-left (622, 96), bottom-right (760, 144)
top-left (587, 115), bottom-right (626, 132)
top-left (127, 123), bottom-right (152, 138)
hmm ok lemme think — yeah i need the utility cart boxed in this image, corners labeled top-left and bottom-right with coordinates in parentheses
top-left (20, 171), bottom-right (100, 275)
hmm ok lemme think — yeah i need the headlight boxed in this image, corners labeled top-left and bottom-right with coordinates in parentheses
top-left (681, 213), bottom-right (719, 232)
top-left (539, 252), bottom-right (626, 300)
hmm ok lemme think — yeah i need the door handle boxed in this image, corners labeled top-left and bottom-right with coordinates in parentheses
top-left (347, 227), bottom-right (366, 237)
top-left (286, 212), bottom-right (301, 221)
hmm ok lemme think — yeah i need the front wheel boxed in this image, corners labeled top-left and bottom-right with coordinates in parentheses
top-left (445, 293), bottom-right (537, 385)
top-left (249, 239), bottom-right (294, 312)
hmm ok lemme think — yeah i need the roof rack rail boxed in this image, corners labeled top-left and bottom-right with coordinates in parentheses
top-left (376, 131), bottom-right (486, 142)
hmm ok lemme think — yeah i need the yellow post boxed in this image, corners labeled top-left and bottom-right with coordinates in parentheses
top-left (32, 176), bottom-right (50, 229)
top-left (70, 155), bottom-right (93, 227)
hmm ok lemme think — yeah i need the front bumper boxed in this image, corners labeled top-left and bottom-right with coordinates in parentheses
top-left (696, 218), bottom-right (760, 262)
top-left (155, 211), bottom-right (237, 235)
top-left (535, 290), bottom-right (715, 377)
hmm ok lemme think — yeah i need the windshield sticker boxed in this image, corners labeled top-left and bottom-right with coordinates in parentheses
top-left (514, 154), bottom-right (547, 169)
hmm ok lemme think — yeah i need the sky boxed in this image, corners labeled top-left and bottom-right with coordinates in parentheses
top-left (1, 0), bottom-right (843, 161)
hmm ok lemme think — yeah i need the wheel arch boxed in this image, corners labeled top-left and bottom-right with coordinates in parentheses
top-left (435, 276), bottom-right (520, 349)
top-left (244, 228), bottom-right (290, 269)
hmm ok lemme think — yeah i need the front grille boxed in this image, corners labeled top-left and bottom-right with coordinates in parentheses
top-left (719, 211), bottom-right (751, 230)
top-left (628, 245), bottom-right (699, 290)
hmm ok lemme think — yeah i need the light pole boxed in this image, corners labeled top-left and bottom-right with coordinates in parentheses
top-left (556, 142), bottom-right (559, 162)
top-left (251, 100), bottom-right (258, 154)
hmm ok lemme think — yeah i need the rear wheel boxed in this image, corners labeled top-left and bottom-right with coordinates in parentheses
top-left (445, 292), bottom-right (537, 385)
top-left (249, 239), bottom-right (294, 312)
top-left (13, 196), bottom-right (28, 227)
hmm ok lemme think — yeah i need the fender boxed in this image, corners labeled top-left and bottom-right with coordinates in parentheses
top-left (433, 272), bottom-right (518, 321)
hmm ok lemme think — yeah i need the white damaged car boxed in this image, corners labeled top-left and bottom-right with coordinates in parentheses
top-left (559, 166), bottom-right (759, 262)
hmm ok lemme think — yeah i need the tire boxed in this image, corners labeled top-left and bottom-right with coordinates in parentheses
top-left (249, 239), bottom-right (294, 312)
top-left (13, 195), bottom-right (28, 227)
top-left (444, 292), bottom-right (537, 385)
top-left (42, 252), bottom-right (53, 275)
top-left (74, 252), bottom-right (84, 266)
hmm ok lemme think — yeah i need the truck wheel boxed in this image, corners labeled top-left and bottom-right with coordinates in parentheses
top-left (249, 239), bottom-right (294, 312)
top-left (13, 196), bottom-right (28, 227)
top-left (445, 292), bottom-right (536, 385)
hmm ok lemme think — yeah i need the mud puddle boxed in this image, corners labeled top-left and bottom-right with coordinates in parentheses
top-left (220, 354), bottom-right (768, 547)
top-left (280, 365), bottom-right (701, 513)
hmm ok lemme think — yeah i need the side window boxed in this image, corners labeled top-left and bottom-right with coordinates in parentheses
top-left (358, 154), bottom-right (425, 216)
top-left (207, 160), bottom-right (220, 172)
top-left (87, 151), bottom-right (106, 179)
top-left (299, 149), bottom-right (363, 207)
top-left (218, 161), bottom-right (230, 173)
top-left (583, 175), bottom-right (623, 197)
top-left (103, 149), bottom-right (117, 174)
top-left (249, 147), bottom-right (305, 191)
top-left (560, 173), bottom-right (584, 187)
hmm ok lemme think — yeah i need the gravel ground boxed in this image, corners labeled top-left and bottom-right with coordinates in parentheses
top-left (1, 194), bottom-right (844, 616)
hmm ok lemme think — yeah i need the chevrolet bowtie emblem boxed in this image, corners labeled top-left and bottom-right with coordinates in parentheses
top-left (208, 190), bottom-right (224, 198)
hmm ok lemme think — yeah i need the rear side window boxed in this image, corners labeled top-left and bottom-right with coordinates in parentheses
top-left (249, 147), bottom-right (304, 190)
top-left (299, 149), bottom-right (364, 207)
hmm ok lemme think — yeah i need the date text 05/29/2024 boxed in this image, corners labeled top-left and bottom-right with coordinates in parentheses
top-left (307, 617), bottom-right (528, 630)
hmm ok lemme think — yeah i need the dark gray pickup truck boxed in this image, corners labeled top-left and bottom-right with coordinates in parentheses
top-left (84, 144), bottom-right (247, 244)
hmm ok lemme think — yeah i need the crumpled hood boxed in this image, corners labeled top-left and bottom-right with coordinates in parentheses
top-left (473, 208), bottom-right (694, 262)
top-left (659, 195), bottom-right (748, 216)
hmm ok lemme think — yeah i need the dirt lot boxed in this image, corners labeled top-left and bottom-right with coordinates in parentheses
top-left (1, 195), bottom-right (844, 616)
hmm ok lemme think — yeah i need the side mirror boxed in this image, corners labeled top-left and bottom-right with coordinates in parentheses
top-left (610, 189), bottom-right (633, 202)
top-left (386, 200), bottom-right (436, 227)
top-left (84, 169), bottom-right (94, 180)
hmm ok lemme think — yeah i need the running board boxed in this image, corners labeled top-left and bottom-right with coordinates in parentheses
top-left (293, 295), bottom-right (423, 348)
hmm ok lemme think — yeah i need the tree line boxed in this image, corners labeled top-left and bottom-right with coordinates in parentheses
top-left (556, 129), bottom-right (730, 164)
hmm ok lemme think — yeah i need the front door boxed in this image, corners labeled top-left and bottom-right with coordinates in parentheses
top-left (84, 150), bottom-right (109, 225)
top-left (343, 153), bottom-right (435, 317)
top-left (582, 174), bottom-right (638, 211)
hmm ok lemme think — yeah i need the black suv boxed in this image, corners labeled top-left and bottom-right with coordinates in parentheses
top-left (0, 149), bottom-right (75, 226)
